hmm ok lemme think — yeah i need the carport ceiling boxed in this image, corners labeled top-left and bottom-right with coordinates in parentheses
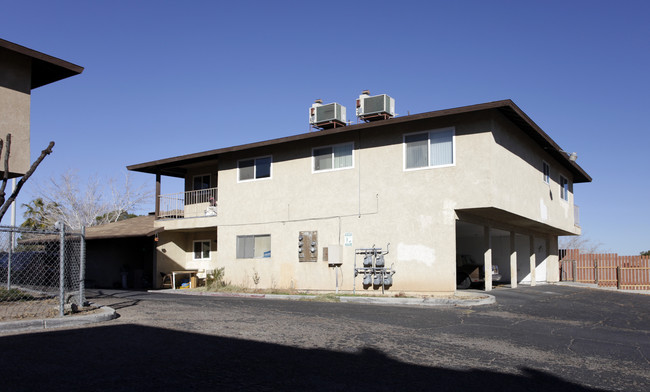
top-left (457, 221), bottom-right (512, 238)
top-left (457, 207), bottom-right (576, 236)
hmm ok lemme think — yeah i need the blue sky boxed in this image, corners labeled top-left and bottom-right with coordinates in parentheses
top-left (1, 0), bottom-right (648, 254)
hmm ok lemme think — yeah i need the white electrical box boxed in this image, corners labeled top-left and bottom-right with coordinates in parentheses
top-left (325, 244), bottom-right (343, 266)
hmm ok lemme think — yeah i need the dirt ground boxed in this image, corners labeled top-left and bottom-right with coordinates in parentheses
top-left (0, 298), bottom-right (99, 321)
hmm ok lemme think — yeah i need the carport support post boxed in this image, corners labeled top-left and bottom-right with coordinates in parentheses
top-left (484, 226), bottom-right (492, 291)
top-left (510, 231), bottom-right (517, 288)
top-left (546, 237), bottom-right (559, 283)
top-left (529, 236), bottom-right (536, 286)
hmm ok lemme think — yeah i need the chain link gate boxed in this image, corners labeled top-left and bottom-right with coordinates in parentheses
top-left (0, 225), bottom-right (86, 321)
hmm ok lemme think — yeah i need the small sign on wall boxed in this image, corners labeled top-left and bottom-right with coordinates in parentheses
top-left (344, 232), bottom-right (353, 247)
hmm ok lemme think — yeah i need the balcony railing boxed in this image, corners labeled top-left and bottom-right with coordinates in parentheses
top-left (574, 204), bottom-right (580, 227)
top-left (158, 187), bottom-right (218, 219)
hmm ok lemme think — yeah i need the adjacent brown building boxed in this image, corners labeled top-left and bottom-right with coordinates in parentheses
top-left (0, 38), bottom-right (83, 177)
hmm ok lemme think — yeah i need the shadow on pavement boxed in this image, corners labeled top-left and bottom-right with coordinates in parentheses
top-left (0, 324), bottom-right (603, 392)
top-left (85, 290), bottom-right (141, 310)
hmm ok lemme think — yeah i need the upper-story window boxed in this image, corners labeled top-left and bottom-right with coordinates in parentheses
top-left (542, 161), bottom-right (550, 184)
top-left (404, 127), bottom-right (455, 170)
top-left (189, 174), bottom-right (217, 205)
top-left (313, 142), bottom-right (353, 172)
top-left (238, 156), bottom-right (272, 181)
top-left (193, 174), bottom-right (211, 190)
top-left (560, 175), bottom-right (569, 201)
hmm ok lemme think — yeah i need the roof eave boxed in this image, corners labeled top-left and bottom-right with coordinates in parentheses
top-left (86, 227), bottom-right (163, 241)
top-left (496, 101), bottom-right (592, 183)
top-left (128, 99), bottom-right (592, 183)
top-left (0, 38), bottom-right (84, 89)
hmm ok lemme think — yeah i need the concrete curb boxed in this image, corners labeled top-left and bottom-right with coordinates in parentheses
top-left (338, 295), bottom-right (495, 307)
top-left (0, 306), bottom-right (117, 334)
top-left (552, 281), bottom-right (650, 295)
top-left (149, 289), bottom-right (496, 307)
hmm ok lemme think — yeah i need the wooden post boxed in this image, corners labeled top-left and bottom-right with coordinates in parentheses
top-left (572, 260), bottom-right (577, 282)
top-left (155, 172), bottom-right (161, 218)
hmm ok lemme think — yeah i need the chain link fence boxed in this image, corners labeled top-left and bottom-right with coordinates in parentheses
top-left (0, 225), bottom-right (86, 321)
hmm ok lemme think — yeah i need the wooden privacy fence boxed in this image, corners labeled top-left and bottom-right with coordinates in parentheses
top-left (559, 249), bottom-right (650, 290)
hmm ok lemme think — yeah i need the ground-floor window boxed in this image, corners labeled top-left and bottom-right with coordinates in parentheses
top-left (236, 234), bottom-right (271, 258)
top-left (193, 240), bottom-right (211, 260)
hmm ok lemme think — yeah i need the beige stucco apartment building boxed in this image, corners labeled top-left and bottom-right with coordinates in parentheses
top-left (0, 38), bottom-right (83, 178)
top-left (129, 99), bottom-right (591, 294)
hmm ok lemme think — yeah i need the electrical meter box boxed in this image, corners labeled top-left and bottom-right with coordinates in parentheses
top-left (298, 231), bottom-right (318, 262)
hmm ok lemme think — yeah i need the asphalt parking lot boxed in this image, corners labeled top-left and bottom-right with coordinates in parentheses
top-left (0, 284), bottom-right (648, 391)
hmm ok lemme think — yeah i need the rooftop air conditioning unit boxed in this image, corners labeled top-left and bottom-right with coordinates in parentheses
top-left (356, 91), bottom-right (395, 121)
top-left (309, 100), bottom-right (347, 129)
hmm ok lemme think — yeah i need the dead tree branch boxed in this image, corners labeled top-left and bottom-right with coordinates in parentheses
top-left (0, 134), bottom-right (11, 205)
top-left (0, 139), bottom-right (55, 222)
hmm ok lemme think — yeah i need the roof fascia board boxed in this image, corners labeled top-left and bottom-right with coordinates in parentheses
top-left (0, 38), bottom-right (84, 88)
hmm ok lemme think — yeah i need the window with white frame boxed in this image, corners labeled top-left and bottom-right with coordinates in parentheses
top-left (236, 235), bottom-right (271, 259)
top-left (313, 142), bottom-right (353, 172)
top-left (238, 156), bottom-right (272, 181)
top-left (542, 161), bottom-right (550, 184)
top-left (560, 175), bottom-right (569, 201)
top-left (404, 127), bottom-right (455, 170)
top-left (193, 240), bottom-right (211, 260)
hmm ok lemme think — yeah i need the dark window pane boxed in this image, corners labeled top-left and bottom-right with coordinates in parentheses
top-left (314, 147), bottom-right (332, 171)
top-left (239, 160), bottom-right (254, 180)
top-left (256, 157), bottom-right (271, 178)
top-left (194, 241), bottom-right (202, 259)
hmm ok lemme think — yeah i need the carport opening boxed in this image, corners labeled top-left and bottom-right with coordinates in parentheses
top-left (455, 221), bottom-right (549, 289)
top-left (455, 222), bottom-right (501, 290)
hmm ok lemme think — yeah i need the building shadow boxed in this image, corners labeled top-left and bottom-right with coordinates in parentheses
top-left (0, 324), bottom-right (604, 392)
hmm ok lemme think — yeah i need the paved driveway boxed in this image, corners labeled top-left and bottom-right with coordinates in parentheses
top-left (0, 285), bottom-right (648, 391)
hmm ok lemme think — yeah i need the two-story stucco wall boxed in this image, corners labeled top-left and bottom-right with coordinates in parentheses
top-left (0, 47), bottom-right (31, 177)
top-left (137, 101), bottom-right (588, 293)
top-left (479, 111), bottom-right (580, 283)
top-left (489, 111), bottom-right (578, 234)
top-left (206, 110), bottom-right (553, 294)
